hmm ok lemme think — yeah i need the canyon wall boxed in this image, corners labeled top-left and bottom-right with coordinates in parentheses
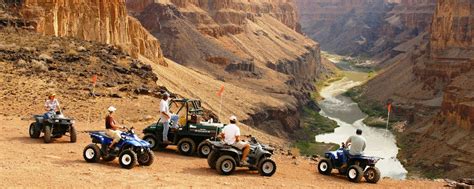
top-left (296, 0), bottom-right (436, 61)
top-left (19, 0), bottom-right (166, 65)
top-left (126, 0), bottom-right (332, 137)
top-left (359, 0), bottom-right (474, 178)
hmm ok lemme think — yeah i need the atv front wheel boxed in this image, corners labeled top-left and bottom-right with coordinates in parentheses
top-left (347, 165), bottom-right (364, 183)
top-left (119, 149), bottom-right (138, 169)
top-left (69, 126), bottom-right (77, 143)
top-left (43, 125), bottom-right (52, 143)
top-left (197, 141), bottom-right (212, 158)
top-left (177, 138), bottom-right (196, 156)
top-left (207, 150), bottom-right (218, 169)
top-left (317, 158), bottom-right (333, 175)
top-left (216, 155), bottom-right (236, 175)
top-left (83, 144), bottom-right (101, 163)
top-left (364, 166), bottom-right (381, 183)
top-left (29, 123), bottom-right (40, 138)
top-left (258, 158), bottom-right (277, 176)
top-left (138, 150), bottom-right (155, 166)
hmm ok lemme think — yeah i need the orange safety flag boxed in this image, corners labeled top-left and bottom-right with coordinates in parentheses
top-left (387, 103), bottom-right (392, 113)
top-left (91, 75), bottom-right (98, 85)
top-left (217, 85), bottom-right (225, 97)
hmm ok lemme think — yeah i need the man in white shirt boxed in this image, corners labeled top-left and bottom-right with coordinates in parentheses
top-left (159, 93), bottom-right (180, 144)
top-left (220, 116), bottom-right (250, 165)
top-left (342, 129), bottom-right (367, 168)
top-left (160, 93), bottom-right (172, 143)
top-left (44, 93), bottom-right (60, 119)
top-left (345, 129), bottom-right (367, 156)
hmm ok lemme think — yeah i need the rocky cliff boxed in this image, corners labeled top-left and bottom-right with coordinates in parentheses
top-left (359, 0), bottom-right (474, 179)
top-left (126, 0), bottom-right (333, 138)
top-left (296, 0), bottom-right (436, 63)
top-left (18, 0), bottom-right (166, 65)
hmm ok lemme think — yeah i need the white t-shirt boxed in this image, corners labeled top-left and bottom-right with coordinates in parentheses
top-left (347, 135), bottom-right (367, 155)
top-left (159, 99), bottom-right (170, 122)
top-left (45, 99), bottom-right (59, 111)
top-left (222, 124), bottom-right (240, 145)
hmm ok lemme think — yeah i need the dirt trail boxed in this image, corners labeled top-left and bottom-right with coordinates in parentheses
top-left (0, 116), bottom-right (445, 188)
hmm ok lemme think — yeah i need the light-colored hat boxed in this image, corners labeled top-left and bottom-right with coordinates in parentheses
top-left (108, 106), bottom-right (117, 112)
top-left (229, 115), bottom-right (237, 121)
top-left (163, 92), bottom-right (170, 97)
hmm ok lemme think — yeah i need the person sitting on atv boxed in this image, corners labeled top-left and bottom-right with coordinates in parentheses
top-left (43, 93), bottom-right (60, 119)
top-left (159, 92), bottom-right (179, 144)
top-left (342, 129), bottom-right (367, 167)
top-left (105, 106), bottom-right (124, 151)
top-left (220, 116), bottom-right (251, 165)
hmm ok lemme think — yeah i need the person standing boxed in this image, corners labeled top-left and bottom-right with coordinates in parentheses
top-left (160, 93), bottom-right (172, 143)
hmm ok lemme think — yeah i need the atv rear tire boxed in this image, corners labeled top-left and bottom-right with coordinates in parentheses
top-left (138, 150), bottom-right (155, 166)
top-left (258, 158), bottom-right (277, 176)
top-left (29, 123), bottom-right (40, 138)
top-left (207, 150), bottom-right (218, 169)
top-left (347, 165), bottom-right (364, 183)
top-left (216, 155), bottom-right (236, 175)
top-left (317, 158), bottom-right (332, 175)
top-left (43, 125), bottom-right (52, 143)
top-left (197, 141), bottom-right (212, 158)
top-left (83, 144), bottom-right (101, 163)
top-left (69, 126), bottom-right (77, 143)
top-left (177, 138), bottom-right (196, 156)
top-left (143, 135), bottom-right (159, 151)
top-left (119, 149), bottom-right (138, 169)
top-left (364, 166), bottom-right (381, 183)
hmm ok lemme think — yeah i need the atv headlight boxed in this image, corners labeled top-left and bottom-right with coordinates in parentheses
top-left (55, 120), bottom-right (60, 123)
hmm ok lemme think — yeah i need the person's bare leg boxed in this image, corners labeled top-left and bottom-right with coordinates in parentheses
top-left (241, 144), bottom-right (250, 162)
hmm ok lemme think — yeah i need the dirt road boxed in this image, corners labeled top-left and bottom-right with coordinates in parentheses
top-left (0, 117), bottom-right (445, 188)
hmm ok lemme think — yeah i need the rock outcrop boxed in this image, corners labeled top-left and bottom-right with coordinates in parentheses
top-left (126, 0), bottom-right (333, 137)
top-left (18, 0), bottom-right (166, 65)
top-left (359, 0), bottom-right (474, 179)
top-left (295, 0), bottom-right (436, 62)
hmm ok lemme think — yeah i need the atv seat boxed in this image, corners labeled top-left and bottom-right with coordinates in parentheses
top-left (90, 131), bottom-right (114, 145)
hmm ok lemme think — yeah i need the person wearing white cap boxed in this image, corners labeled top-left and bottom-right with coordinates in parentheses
top-left (220, 115), bottom-right (250, 165)
top-left (105, 106), bottom-right (123, 151)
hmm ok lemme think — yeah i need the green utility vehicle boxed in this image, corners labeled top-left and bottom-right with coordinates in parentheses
top-left (142, 99), bottom-right (224, 157)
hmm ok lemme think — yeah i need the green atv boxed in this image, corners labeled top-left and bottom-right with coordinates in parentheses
top-left (142, 99), bottom-right (224, 157)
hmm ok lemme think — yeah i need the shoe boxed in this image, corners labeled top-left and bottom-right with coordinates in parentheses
top-left (162, 140), bottom-right (172, 144)
top-left (240, 160), bottom-right (249, 166)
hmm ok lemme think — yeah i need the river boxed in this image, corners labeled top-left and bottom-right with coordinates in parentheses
top-left (315, 59), bottom-right (408, 179)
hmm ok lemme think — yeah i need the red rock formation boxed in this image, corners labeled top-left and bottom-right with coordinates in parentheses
top-left (360, 0), bottom-right (474, 178)
top-left (19, 0), bottom-right (166, 65)
top-left (295, 0), bottom-right (436, 58)
top-left (126, 0), bottom-right (332, 137)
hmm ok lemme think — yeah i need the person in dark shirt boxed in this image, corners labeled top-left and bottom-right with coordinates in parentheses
top-left (105, 106), bottom-right (123, 150)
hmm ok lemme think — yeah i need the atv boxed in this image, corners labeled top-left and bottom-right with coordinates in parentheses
top-left (83, 127), bottom-right (154, 169)
top-left (317, 143), bottom-right (382, 183)
top-left (29, 112), bottom-right (77, 143)
top-left (142, 98), bottom-right (224, 157)
top-left (207, 135), bottom-right (277, 176)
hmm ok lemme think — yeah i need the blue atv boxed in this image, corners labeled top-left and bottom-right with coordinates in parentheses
top-left (83, 127), bottom-right (154, 169)
top-left (317, 143), bottom-right (381, 183)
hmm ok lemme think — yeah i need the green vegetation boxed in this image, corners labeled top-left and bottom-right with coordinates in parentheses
top-left (292, 107), bottom-right (340, 156)
top-left (343, 86), bottom-right (397, 129)
top-left (294, 141), bottom-right (339, 156)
